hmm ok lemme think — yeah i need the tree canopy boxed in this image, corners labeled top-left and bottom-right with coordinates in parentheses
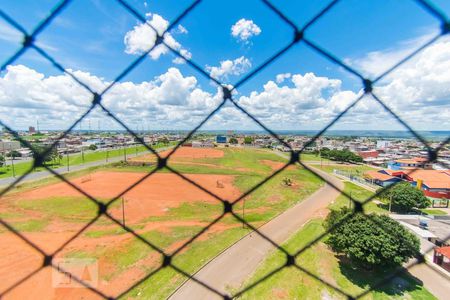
top-left (378, 182), bottom-right (430, 212)
top-left (320, 148), bottom-right (363, 163)
top-left (228, 137), bottom-right (238, 144)
top-left (0, 155), bottom-right (4, 167)
top-left (244, 136), bottom-right (254, 144)
top-left (6, 150), bottom-right (21, 158)
top-left (325, 208), bottom-right (420, 269)
top-left (32, 145), bottom-right (61, 165)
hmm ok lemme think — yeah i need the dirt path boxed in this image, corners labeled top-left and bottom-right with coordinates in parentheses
top-left (169, 167), bottom-right (343, 300)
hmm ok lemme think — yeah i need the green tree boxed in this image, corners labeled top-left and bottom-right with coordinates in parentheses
top-left (88, 144), bottom-right (98, 151)
top-left (228, 137), bottom-right (238, 144)
top-left (0, 155), bottom-right (4, 167)
top-left (160, 137), bottom-right (170, 145)
top-left (325, 208), bottom-right (420, 268)
top-left (32, 145), bottom-right (61, 165)
top-left (244, 136), bottom-right (253, 145)
top-left (6, 150), bottom-right (21, 158)
top-left (380, 182), bottom-right (430, 212)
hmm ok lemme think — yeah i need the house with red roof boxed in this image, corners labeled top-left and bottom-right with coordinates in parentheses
top-left (363, 169), bottom-right (450, 199)
top-left (433, 246), bottom-right (450, 272)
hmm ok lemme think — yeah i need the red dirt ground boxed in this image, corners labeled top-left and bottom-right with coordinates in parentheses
top-left (17, 171), bottom-right (239, 220)
top-left (0, 168), bottom-right (240, 299)
top-left (129, 146), bottom-right (224, 163)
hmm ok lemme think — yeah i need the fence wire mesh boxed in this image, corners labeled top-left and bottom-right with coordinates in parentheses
top-left (0, 0), bottom-right (449, 299)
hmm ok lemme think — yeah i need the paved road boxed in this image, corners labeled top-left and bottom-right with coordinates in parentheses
top-left (0, 147), bottom-right (171, 187)
top-left (169, 167), bottom-right (343, 300)
top-left (408, 262), bottom-right (449, 300)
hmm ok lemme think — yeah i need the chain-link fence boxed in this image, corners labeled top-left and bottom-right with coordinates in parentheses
top-left (1, 0), bottom-right (449, 299)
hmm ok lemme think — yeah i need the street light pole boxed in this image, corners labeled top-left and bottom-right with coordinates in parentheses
top-left (122, 197), bottom-right (126, 226)
top-left (10, 146), bottom-right (15, 178)
top-left (389, 195), bottom-right (392, 212)
top-left (66, 151), bottom-right (70, 171)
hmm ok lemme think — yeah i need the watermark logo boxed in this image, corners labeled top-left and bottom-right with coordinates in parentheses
top-left (52, 258), bottom-right (98, 288)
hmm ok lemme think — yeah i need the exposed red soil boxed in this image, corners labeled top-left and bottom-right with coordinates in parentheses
top-left (260, 159), bottom-right (286, 171)
top-left (130, 147), bottom-right (224, 163)
top-left (0, 166), bottom-right (241, 300)
top-left (16, 171), bottom-right (240, 221)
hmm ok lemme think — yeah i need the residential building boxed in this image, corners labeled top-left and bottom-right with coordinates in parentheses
top-left (388, 157), bottom-right (433, 170)
top-left (0, 140), bottom-right (20, 153)
top-left (364, 169), bottom-right (450, 199)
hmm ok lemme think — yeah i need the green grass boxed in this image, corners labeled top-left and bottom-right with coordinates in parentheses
top-left (330, 182), bottom-right (387, 214)
top-left (112, 147), bottom-right (291, 178)
top-left (196, 147), bottom-right (287, 174)
top-left (4, 147), bottom-right (326, 298)
top-left (67, 226), bottom-right (205, 281)
top-left (124, 226), bottom-right (252, 299)
top-left (237, 172), bottom-right (435, 299)
top-left (84, 224), bottom-right (145, 238)
top-left (238, 219), bottom-right (329, 299)
top-left (300, 153), bottom-right (332, 162)
top-left (0, 142), bottom-right (171, 179)
top-left (11, 218), bottom-right (49, 232)
top-left (420, 209), bottom-right (448, 215)
top-left (144, 202), bottom-right (223, 223)
top-left (239, 219), bottom-right (436, 300)
top-left (233, 168), bottom-right (323, 225)
top-left (16, 196), bottom-right (100, 222)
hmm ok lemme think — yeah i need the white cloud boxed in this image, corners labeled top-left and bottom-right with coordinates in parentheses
top-left (0, 65), bottom-right (224, 130)
top-left (276, 73), bottom-right (291, 83)
top-left (231, 19), bottom-right (261, 43)
top-left (346, 30), bottom-right (438, 78)
top-left (124, 13), bottom-right (191, 64)
top-left (206, 56), bottom-right (251, 81)
top-left (1, 34), bottom-right (449, 131)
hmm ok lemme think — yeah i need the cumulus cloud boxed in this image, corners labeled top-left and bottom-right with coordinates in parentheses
top-left (124, 13), bottom-right (191, 64)
top-left (1, 34), bottom-right (449, 131)
top-left (231, 19), bottom-right (261, 43)
top-left (276, 73), bottom-right (291, 83)
top-left (206, 56), bottom-right (251, 81)
top-left (0, 65), bottom-right (222, 130)
top-left (345, 31), bottom-right (438, 78)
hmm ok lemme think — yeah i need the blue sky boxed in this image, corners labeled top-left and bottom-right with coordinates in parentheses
top-left (1, 0), bottom-right (450, 132)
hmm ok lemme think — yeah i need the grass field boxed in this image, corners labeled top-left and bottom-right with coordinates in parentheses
top-left (237, 180), bottom-right (435, 300)
top-left (419, 208), bottom-right (448, 215)
top-left (0, 142), bottom-right (170, 179)
top-left (0, 146), bottom-right (323, 299)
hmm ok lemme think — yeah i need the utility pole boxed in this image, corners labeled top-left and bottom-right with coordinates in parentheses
top-left (66, 151), bottom-right (70, 171)
top-left (81, 146), bottom-right (85, 164)
top-left (10, 145), bottom-right (15, 177)
top-left (122, 197), bottom-right (126, 226)
top-left (106, 149), bottom-right (109, 162)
